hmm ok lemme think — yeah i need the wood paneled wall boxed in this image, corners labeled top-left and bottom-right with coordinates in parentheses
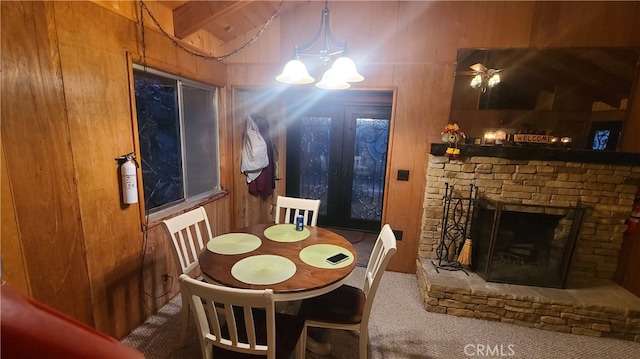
top-left (1, 1), bottom-right (231, 338)
top-left (225, 1), bottom-right (640, 274)
top-left (1, 0), bottom-right (639, 340)
top-left (1, 1), bottom-right (94, 324)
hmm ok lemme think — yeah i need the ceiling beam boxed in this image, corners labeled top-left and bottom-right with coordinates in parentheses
top-left (173, 0), bottom-right (256, 39)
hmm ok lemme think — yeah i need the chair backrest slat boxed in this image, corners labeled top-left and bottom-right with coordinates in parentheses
top-left (176, 230), bottom-right (189, 271)
top-left (275, 196), bottom-right (321, 226)
top-left (243, 306), bottom-right (257, 348)
top-left (207, 301), bottom-right (223, 342)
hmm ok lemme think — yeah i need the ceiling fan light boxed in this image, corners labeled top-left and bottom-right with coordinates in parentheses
top-left (276, 59), bottom-right (315, 84)
top-left (331, 56), bottom-right (364, 82)
top-left (488, 73), bottom-right (500, 87)
top-left (470, 74), bottom-right (482, 89)
top-left (316, 69), bottom-right (350, 90)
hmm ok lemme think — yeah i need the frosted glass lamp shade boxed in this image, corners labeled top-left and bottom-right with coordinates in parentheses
top-left (276, 59), bottom-right (315, 84)
top-left (488, 73), bottom-right (500, 87)
top-left (470, 74), bottom-right (482, 89)
top-left (315, 69), bottom-right (350, 90)
top-left (331, 57), bottom-right (364, 82)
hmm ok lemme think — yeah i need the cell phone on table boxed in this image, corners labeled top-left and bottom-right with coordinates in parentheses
top-left (326, 253), bottom-right (349, 265)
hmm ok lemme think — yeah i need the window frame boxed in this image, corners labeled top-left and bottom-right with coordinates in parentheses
top-left (131, 63), bottom-right (223, 224)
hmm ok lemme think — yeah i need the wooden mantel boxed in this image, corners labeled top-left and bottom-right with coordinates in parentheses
top-left (430, 143), bottom-right (640, 166)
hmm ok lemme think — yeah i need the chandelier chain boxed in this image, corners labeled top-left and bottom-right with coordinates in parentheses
top-left (138, 0), bottom-right (284, 62)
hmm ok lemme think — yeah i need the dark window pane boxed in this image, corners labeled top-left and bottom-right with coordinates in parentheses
top-left (134, 71), bottom-right (183, 211)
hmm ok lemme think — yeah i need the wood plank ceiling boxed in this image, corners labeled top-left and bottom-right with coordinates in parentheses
top-left (161, 0), bottom-right (294, 43)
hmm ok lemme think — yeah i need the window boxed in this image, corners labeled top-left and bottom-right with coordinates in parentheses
top-left (133, 65), bottom-right (221, 216)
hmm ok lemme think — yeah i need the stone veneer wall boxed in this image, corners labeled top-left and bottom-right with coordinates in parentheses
top-left (420, 154), bottom-right (640, 280)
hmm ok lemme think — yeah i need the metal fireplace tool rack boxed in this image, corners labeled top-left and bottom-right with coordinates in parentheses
top-left (432, 183), bottom-right (478, 275)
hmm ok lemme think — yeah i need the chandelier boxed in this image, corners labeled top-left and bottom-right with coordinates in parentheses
top-left (276, 1), bottom-right (363, 90)
top-left (469, 63), bottom-right (501, 92)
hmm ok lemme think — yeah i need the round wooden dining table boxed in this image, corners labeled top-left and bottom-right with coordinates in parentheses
top-left (198, 223), bottom-right (358, 302)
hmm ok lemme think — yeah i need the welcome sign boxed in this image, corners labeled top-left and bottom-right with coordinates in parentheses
top-left (512, 133), bottom-right (554, 143)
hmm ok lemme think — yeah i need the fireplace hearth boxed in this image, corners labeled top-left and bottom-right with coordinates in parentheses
top-left (472, 196), bottom-right (585, 288)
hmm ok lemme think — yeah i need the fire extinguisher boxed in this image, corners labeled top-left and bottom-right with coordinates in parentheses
top-left (117, 152), bottom-right (139, 204)
top-left (626, 198), bottom-right (640, 234)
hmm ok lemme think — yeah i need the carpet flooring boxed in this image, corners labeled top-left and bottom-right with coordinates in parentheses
top-left (123, 267), bottom-right (640, 359)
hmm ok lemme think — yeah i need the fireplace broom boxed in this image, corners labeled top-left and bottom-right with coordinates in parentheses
top-left (458, 238), bottom-right (472, 266)
top-left (457, 184), bottom-right (476, 267)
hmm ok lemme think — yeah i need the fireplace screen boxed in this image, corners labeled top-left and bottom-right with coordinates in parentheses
top-left (471, 196), bottom-right (585, 288)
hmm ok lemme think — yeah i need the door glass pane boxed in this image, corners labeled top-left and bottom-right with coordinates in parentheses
top-left (299, 117), bottom-right (331, 215)
top-left (351, 118), bottom-right (389, 221)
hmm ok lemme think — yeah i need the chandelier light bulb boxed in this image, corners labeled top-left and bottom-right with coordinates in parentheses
top-left (276, 59), bottom-right (315, 84)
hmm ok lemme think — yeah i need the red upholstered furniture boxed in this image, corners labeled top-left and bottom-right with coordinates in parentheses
top-left (1, 286), bottom-right (144, 359)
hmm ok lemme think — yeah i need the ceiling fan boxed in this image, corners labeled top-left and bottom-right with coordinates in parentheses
top-left (459, 63), bottom-right (502, 92)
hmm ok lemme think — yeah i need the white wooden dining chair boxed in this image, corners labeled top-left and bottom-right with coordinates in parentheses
top-left (297, 224), bottom-right (397, 359)
top-left (162, 206), bottom-right (214, 347)
top-left (275, 196), bottom-right (321, 226)
top-left (179, 275), bottom-right (305, 359)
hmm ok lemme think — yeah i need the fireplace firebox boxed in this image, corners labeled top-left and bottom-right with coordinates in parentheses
top-left (471, 196), bottom-right (585, 288)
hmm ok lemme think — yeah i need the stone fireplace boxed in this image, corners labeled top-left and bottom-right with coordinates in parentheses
top-left (417, 144), bottom-right (640, 341)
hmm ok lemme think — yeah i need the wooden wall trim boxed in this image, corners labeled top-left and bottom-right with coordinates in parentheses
top-left (124, 52), bottom-right (147, 229)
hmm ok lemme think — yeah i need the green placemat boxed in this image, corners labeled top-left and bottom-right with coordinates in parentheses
top-left (231, 255), bottom-right (297, 285)
top-left (263, 224), bottom-right (310, 242)
top-left (299, 244), bottom-right (354, 269)
top-left (206, 233), bottom-right (262, 255)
